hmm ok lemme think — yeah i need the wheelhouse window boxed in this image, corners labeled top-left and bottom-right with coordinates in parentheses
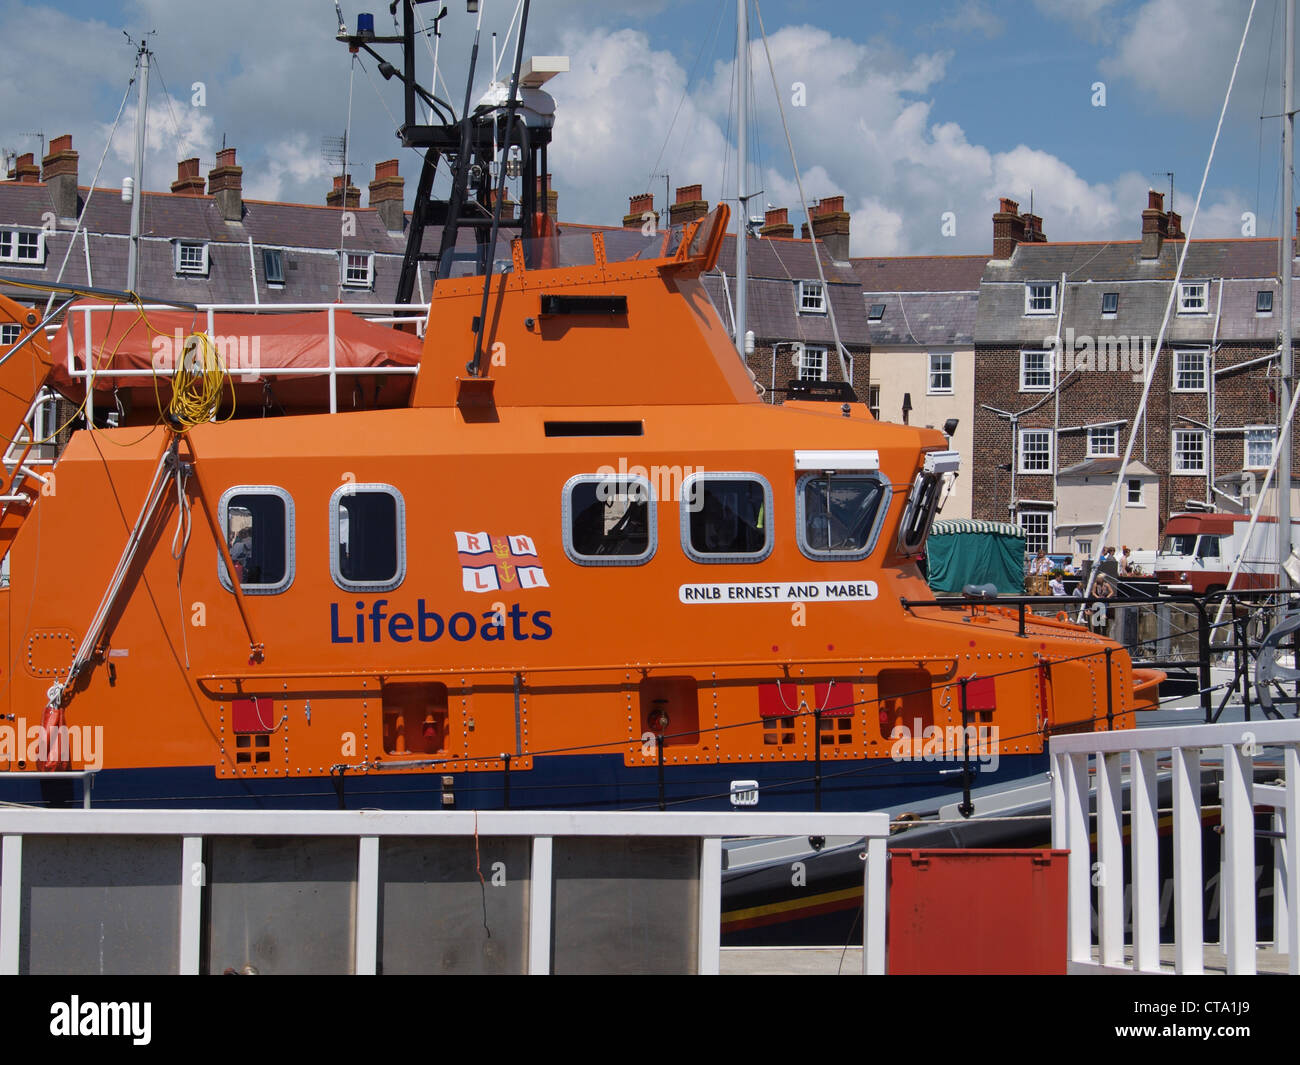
top-left (1019, 348), bottom-right (1052, 392)
top-left (798, 281), bottom-right (826, 314)
top-left (681, 473), bottom-right (773, 564)
top-left (331, 484), bottom-right (406, 591)
top-left (0, 228), bottom-right (44, 265)
top-left (796, 473), bottom-right (889, 561)
top-left (563, 474), bottom-right (656, 566)
top-left (928, 352), bottom-right (953, 394)
top-left (218, 486), bottom-right (294, 595)
top-left (1087, 426), bottom-right (1118, 457)
top-left (1172, 349), bottom-right (1207, 391)
top-left (798, 345), bottom-right (827, 382)
top-left (341, 252), bottom-right (374, 288)
top-left (175, 241), bottom-right (209, 275)
top-left (1024, 282), bottom-right (1056, 316)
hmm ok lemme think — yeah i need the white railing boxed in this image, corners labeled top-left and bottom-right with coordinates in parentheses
top-left (65, 302), bottom-right (429, 419)
top-left (0, 809), bottom-right (889, 976)
top-left (1051, 718), bottom-right (1300, 974)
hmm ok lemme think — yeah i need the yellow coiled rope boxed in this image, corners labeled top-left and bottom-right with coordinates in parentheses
top-left (166, 329), bottom-right (235, 430)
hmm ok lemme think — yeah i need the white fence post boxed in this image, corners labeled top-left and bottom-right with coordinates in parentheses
top-left (1286, 745), bottom-right (1299, 976)
top-left (1065, 752), bottom-right (1092, 965)
top-left (1172, 745), bottom-right (1204, 975)
top-left (1131, 749), bottom-right (1160, 972)
top-left (697, 837), bottom-right (722, 975)
top-left (0, 835), bottom-right (20, 974)
top-left (1097, 751), bottom-right (1124, 967)
top-left (179, 836), bottom-right (203, 975)
top-left (864, 834), bottom-right (887, 975)
top-left (1221, 740), bottom-right (1256, 975)
top-left (355, 835), bottom-right (380, 975)
top-left (528, 835), bottom-right (553, 975)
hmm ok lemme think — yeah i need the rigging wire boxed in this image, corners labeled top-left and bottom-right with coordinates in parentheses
top-left (337, 53), bottom-right (358, 302)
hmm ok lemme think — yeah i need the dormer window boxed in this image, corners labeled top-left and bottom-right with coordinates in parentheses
top-left (1178, 281), bottom-right (1208, 314)
top-left (1024, 282), bottom-right (1056, 316)
top-left (867, 303), bottom-right (885, 321)
top-left (263, 248), bottom-right (285, 285)
top-left (0, 228), bottom-right (45, 265)
top-left (1101, 292), bottom-right (1119, 316)
top-left (341, 252), bottom-right (374, 289)
top-left (175, 241), bottom-right (209, 275)
top-left (798, 281), bottom-right (826, 314)
top-left (1257, 290), bottom-right (1274, 314)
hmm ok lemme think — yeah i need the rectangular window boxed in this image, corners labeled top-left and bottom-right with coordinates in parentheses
top-left (681, 473), bottom-right (773, 563)
top-left (797, 473), bottom-right (888, 560)
top-left (342, 252), bottom-right (373, 288)
top-left (928, 353), bottom-right (953, 394)
top-left (263, 248), bottom-right (285, 284)
top-left (799, 346), bottom-right (827, 382)
top-left (0, 323), bottom-right (20, 345)
top-left (1178, 282), bottom-right (1208, 314)
top-left (1017, 511), bottom-right (1052, 555)
top-left (331, 484), bottom-right (406, 591)
top-left (0, 228), bottom-right (44, 264)
top-left (798, 281), bottom-right (826, 314)
top-left (1101, 292), bottom-right (1119, 315)
top-left (176, 242), bottom-right (208, 275)
top-left (1024, 282), bottom-right (1056, 315)
top-left (1172, 349), bottom-right (1206, 391)
top-left (1019, 349), bottom-right (1053, 392)
top-left (1245, 426), bottom-right (1276, 469)
top-left (1126, 479), bottom-right (1143, 505)
top-left (1087, 426), bottom-right (1118, 457)
top-left (1172, 429), bottom-right (1206, 474)
top-left (868, 384), bottom-right (881, 420)
top-left (1018, 429), bottom-right (1053, 474)
top-left (1257, 290), bottom-right (1274, 313)
top-left (564, 475), bottom-right (655, 565)
top-left (1076, 538), bottom-right (1091, 558)
top-left (867, 303), bottom-right (885, 321)
top-left (218, 487), bottom-right (294, 595)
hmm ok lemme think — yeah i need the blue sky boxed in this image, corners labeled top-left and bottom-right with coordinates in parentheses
top-left (1, 0), bottom-right (1294, 255)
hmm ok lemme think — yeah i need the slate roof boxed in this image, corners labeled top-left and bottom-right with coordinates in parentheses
top-left (851, 255), bottom-right (990, 292)
top-left (976, 238), bottom-right (1300, 347)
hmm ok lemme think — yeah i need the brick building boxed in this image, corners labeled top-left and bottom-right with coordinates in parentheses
top-left (972, 191), bottom-right (1300, 558)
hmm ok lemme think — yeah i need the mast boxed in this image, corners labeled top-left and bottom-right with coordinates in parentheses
top-left (1281, 0), bottom-right (1295, 582)
top-left (734, 0), bottom-right (748, 355)
top-left (126, 37), bottom-right (150, 294)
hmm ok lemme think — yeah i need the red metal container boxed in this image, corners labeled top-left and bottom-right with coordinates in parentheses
top-left (887, 849), bottom-right (1068, 974)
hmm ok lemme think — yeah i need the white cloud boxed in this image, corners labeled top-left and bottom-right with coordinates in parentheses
top-left (926, 1), bottom-right (1005, 39)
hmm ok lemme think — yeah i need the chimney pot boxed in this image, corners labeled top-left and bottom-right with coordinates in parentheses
top-left (623, 192), bottom-right (656, 228)
top-left (669, 183), bottom-right (708, 226)
top-left (170, 156), bottom-right (206, 195)
top-left (327, 173), bottom-right (361, 209)
top-left (208, 147), bottom-right (243, 221)
top-left (41, 133), bottom-right (79, 217)
top-left (760, 206), bottom-right (793, 238)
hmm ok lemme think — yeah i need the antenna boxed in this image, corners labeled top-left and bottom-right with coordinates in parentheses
top-left (21, 131), bottom-right (45, 161)
top-left (1153, 170), bottom-right (1174, 210)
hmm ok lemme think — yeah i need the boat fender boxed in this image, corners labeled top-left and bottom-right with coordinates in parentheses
top-left (40, 702), bottom-right (68, 771)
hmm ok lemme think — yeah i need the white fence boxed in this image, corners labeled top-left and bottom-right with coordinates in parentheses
top-left (1051, 718), bottom-right (1300, 974)
top-left (0, 809), bottom-right (889, 976)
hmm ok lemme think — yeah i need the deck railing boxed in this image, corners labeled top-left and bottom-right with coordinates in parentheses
top-left (0, 808), bottom-right (889, 975)
top-left (1050, 717), bottom-right (1300, 973)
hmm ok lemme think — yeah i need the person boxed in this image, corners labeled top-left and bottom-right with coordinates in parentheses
top-left (1091, 573), bottom-right (1114, 634)
top-left (229, 527), bottom-right (253, 581)
top-left (1030, 549), bottom-right (1051, 576)
top-left (1049, 570), bottom-right (1066, 596)
top-left (1120, 545), bottom-right (1134, 576)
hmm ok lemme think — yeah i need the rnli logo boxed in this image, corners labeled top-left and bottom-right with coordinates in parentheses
top-left (457, 532), bottom-right (549, 593)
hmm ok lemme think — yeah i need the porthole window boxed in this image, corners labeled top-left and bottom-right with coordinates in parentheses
top-left (796, 473), bottom-right (890, 561)
top-left (331, 484), bottom-right (406, 592)
top-left (562, 473), bottom-right (656, 566)
top-left (680, 472), bottom-right (773, 564)
top-left (218, 486), bottom-right (294, 595)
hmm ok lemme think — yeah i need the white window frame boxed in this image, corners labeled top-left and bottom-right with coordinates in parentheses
top-left (1023, 282), bottom-right (1056, 316)
top-left (1019, 348), bottom-right (1053, 392)
top-left (175, 241), bottom-right (209, 275)
top-left (679, 471), bottom-right (774, 565)
top-left (799, 345), bottom-right (827, 382)
top-left (1087, 426), bottom-right (1118, 458)
top-left (562, 473), bottom-right (658, 567)
top-left (329, 483), bottom-right (407, 592)
top-left (217, 485), bottom-right (295, 596)
top-left (1017, 510), bottom-right (1052, 555)
top-left (1177, 281), bottom-right (1208, 315)
top-left (798, 280), bottom-right (826, 315)
top-left (1018, 429), bottom-right (1053, 474)
top-left (1244, 425), bottom-right (1277, 470)
top-left (1172, 348), bottom-right (1207, 392)
top-left (1126, 478), bottom-right (1144, 507)
top-left (0, 228), bottom-right (45, 265)
top-left (867, 384), bottom-right (881, 420)
top-left (341, 251), bottom-right (374, 289)
top-left (928, 352), bottom-right (953, 394)
top-left (0, 323), bottom-right (20, 345)
top-left (1172, 429), bottom-right (1207, 475)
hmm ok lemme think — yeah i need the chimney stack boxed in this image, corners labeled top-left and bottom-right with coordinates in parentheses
top-left (171, 157), bottom-right (206, 195)
top-left (7, 152), bottom-right (40, 184)
top-left (760, 206), bottom-right (794, 238)
top-left (327, 174), bottom-right (361, 209)
top-left (41, 134), bottom-right (79, 218)
top-left (536, 173), bottom-right (558, 222)
top-left (992, 196), bottom-right (1049, 259)
top-left (623, 192), bottom-right (656, 230)
top-left (1141, 189), bottom-right (1167, 259)
top-left (800, 195), bottom-right (851, 261)
top-left (368, 159), bottom-right (405, 232)
top-left (669, 183), bottom-right (708, 226)
top-left (207, 147), bottom-right (243, 221)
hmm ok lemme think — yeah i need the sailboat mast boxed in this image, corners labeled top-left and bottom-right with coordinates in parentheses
top-left (126, 38), bottom-right (150, 293)
top-left (1281, 0), bottom-right (1294, 582)
top-left (734, 0), bottom-right (748, 355)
